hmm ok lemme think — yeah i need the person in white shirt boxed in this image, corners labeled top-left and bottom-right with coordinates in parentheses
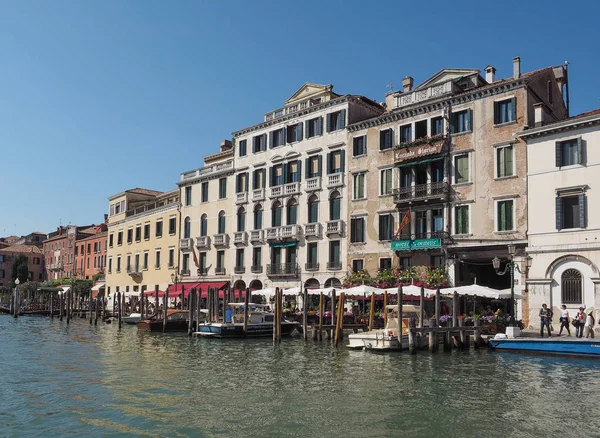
top-left (558, 304), bottom-right (571, 336)
top-left (583, 312), bottom-right (595, 339)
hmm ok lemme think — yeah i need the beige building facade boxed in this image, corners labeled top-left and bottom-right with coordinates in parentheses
top-left (106, 188), bottom-right (180, 298)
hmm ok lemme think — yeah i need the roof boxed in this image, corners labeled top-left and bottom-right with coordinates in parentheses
top-left (127, 188), bottom-right (163, 196)
top-left (77, 231), bottom-right (108, 242)
top-left (570, 108), bottom-right (600, 119)
top-left (0, 244), bottom-right (43, 254)
top-left (518, 106), bottom-right (600, 139)
top-left (78, 226), bottom-right (101, 235)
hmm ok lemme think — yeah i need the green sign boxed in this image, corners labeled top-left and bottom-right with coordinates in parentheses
top-left (391, 238), bottom-right (441, 251)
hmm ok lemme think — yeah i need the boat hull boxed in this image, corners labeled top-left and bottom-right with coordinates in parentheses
top-left (122, 313), bottom-right (141, 325)
top-left (347, 332), bottom-right (407, 351)
top-left (136, 320), bottom-right (190, 332)
top-left (488, 338), bottom-right (600, 357)
top-left (195, 322), bottom-right (298, 338)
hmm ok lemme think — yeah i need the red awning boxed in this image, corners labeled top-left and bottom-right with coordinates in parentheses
top-left (153, 282), bottom-right (230, 298)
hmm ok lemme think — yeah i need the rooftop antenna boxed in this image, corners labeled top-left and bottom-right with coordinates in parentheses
top-left (386, 82), bottom-right (394, 91)
top-left (564, 61), bottom-right (570, 117)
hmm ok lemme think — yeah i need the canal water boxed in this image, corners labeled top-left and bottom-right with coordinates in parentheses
top-left (1, 316), bottom-right (599, 438)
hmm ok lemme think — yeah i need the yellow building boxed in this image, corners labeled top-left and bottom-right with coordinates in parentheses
top-left (105, 188), bottom-right (180, 297)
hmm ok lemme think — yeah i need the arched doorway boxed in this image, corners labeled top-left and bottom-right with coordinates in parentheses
top-left (324, 278), bottom-right (342, 288)
top-left (233, 280), bottom-right (246, 292)
top-left (304, 278), bottom-right (320, 289)
top-left (249, 279), bottom-right (263, 291)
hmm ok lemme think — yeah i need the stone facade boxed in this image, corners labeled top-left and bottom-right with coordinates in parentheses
top-left (0, 245), bottom-right (44, 287)
top-left (75, 229), bottom-right (108, 280)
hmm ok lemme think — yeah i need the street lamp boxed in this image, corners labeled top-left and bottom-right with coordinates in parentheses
top-left (171, 270), bottom-right (179, 309)
top-left (492, 244), bottom-right (520, 336)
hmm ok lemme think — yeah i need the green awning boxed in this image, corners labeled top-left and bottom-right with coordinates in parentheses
top-left (269, 242), bottom-right (297, 248)
top-left (395, 156), bottom-right (444, 168)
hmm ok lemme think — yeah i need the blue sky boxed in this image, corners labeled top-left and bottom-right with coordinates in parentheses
top-left (1, 0), bottom-right (598, 237)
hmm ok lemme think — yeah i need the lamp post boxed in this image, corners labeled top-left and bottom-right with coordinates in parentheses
top-left (492, 244), bottom-right (520, 337)
top-left (171, 270), bottom-right (179, 309)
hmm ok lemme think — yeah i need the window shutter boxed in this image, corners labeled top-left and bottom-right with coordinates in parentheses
top-left (235, 175), bottom-right (240, 193)
top-left (352, 138), bottom-right (358, 156)
top-left (577, 137), bottom-right (583, 165)
top-left (340, 150), bottom-right (346, 173)
top-left (317, 117), bottom-right (323, 135)
top-left (326, 114), bottom-right (332, 133)
top-left (269, 131), bottom-right (274, 149)
top-left (378, 216), bottom-right (384, 240)
top-left (510, 97), bottom-right (516, 122)
top-left (466, 109), bottom-right (472, 131)
top-left (305, 121), bottom-right (310, 138)
top-left (555, 197), bottom-right (562, 230)
top-left (281, 128), bottom-right (286, 145)
top-left (326, 152), bottom-right (332, 175)
top-left (450, 114), bottom-right (456, 134)
top-left (253, 136), bottom-right (257, 152)
top-left (555, 141), bottom-right (562, 167)
top-left (269, 167), bottom-right (273, 187)
top-left (297, 160), bottom-right (302, 182)
top-left (380, 130), bottom-right (385, 150)
top-left (245, 172), bottom-right (249, 192)
top-left (297, 122), bottom-right (303, 141)
top-left (252, 171), bottom-right (256, 190)
top-left (262, 169), bottom-right (266, 188)
top-left (493, 101), bottom-right (499, 125)
top-left (305, 158), bottom-right (309, 179)
top-left (318, 155), bottom-right (322, 176)
top-left (339, 109), bottom-right (346, 130)
top-left (579, 194), bottom-right (586, 228)
top-left (282, 163), bottom-right (287, 184)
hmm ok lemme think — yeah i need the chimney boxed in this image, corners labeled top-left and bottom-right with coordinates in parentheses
top-left (104, 214), bottom-right (108, 224)
top-left (220, 139), bottom-right (233, 152)
top-left (533, 103), bottom-right (548, 127)
top-left (402, 76), bottom-right (414, 93)
top-left (485, 65), bottom-right (496, 83)
top-left (513, 56), bottom-right (521, 79)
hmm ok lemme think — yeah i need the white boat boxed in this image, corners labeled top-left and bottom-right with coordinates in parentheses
top-left (122, 313), bottom-right (142, 325)
top-left (194, 303), bottom-right (298, 338)
top-left (347, 305), bottom-right (422, 351)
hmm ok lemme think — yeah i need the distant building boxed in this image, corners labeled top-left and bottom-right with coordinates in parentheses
top-left (74, 228), bottom-right (108, 280)
top-left (0, 244), bottom-right (44, 287)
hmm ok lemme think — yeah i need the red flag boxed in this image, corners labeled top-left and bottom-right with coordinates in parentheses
top-left (192, 245), bottom-right (199, 267)
top-left (397, 208), bottom-right (411, 235)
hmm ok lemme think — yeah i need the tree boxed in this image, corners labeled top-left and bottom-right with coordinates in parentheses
top-left (10, 255), bottom-right (29, 286)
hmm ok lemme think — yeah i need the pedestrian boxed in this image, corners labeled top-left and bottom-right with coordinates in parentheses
top-left (539, 303), bottom-right (552, 338)
top-left (574, 307), bottom-right (586, 338)
top-left (584, 312), bottom-right (595, 339)
top-left (558, 304), bottom-right (571, 336)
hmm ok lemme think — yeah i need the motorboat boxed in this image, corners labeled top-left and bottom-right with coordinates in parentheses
top-left (488, 335), bottom-right (600, 358)
top-left (122, 313), bottom-right (142, 325)
top-left (195, 303), bottom-right (298, 338)
top-left (137, 310), bottom-right (191, 332)
top-left (347, 305), bottom-right (422, 351)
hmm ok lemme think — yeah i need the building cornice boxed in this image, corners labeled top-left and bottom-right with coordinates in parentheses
top-left (348, 79), bottom-right (526, 132)
top-left (107, 203), bottom-right (179, 228)
top-left (518, 114), bottom-right (600, 139)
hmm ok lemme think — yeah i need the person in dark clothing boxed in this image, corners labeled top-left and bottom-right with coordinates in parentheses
top-left (539, 304), bottom-right (552, 338)
top-left (558, 304), bottom-right (571, 336)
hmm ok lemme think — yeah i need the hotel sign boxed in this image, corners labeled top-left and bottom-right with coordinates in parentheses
top-left (394, 137), bottom-right (445, 163)
top-left (391, 238), bottom-right (442, 251)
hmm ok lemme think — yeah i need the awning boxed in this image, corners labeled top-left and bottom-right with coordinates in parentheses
top-left (395, 156), bottom-right (443, 168)
top-left (150, 281), bottom-right (230, 299)
top-left (91, 283), bottom-right (105, 291)
top-left (269, 241), bottom-right (297, 248)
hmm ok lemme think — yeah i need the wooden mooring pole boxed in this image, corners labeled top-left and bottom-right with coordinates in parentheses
top-left (408, 318), bottom-right (416, 354)
top-left (330, 289), bottom-right (336, 341)
top-left (162, 286), bottom-right (168, 333)
top-left (196, 287), bottom-right (202, 332)
top-left (66, 290), bottom-right (71, 325)
top-left (117, 292), bottom-right (122, 328)
top-left (50, 293), bottom-right (54, 319)
top-left (243, 287), bottom-right (250, 336)
top-left (302, 287), bottom-right (308, 341)
top-left (398, 286), bottom-right (404, 350)
top-left (94, 297), bottom-right (99, 326)
top-left (318, 292), bottom-right (324, 341)
top-left (368, 292), bottom-right (375, 331)
top-left (188, 288), bottom-right (196, 336)
top-left (429, 317), bottom-right (437, 352)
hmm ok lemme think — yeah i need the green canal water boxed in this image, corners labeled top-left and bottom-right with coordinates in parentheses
top-left (1, 316), bottom-right (599, 438)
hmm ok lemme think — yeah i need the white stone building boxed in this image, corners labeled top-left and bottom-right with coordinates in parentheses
top-left (521, 109), bottom-right (600, 330)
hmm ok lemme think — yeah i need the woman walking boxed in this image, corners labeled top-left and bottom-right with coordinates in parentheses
top-left (558, 304), bottom-right (571, 336)
top-left (575, 307), bottom-right (586, 338)
top-left (584, 312), bottom-right (595, 339)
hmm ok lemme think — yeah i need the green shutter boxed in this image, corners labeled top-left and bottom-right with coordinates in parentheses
top-left (297, 160), bottom-right (302, 182)
top-left (326, 153), bottom-right (332, 175)
top-left (380, 130), bottom-right (386, 151)
top-left (579, 194), bottom-right (586, 228)
top-left (340, 150), bottom-right (345, 173)
top-left (235, 175), bottom-right (240, 193)
top-left (245, 172), bottom-right (249, 192)
top-left (252, 171), bottom-right (257, 190)
top-left (466, 109), bottom-right (472, 131)
top-left (269, 167), bottom-right (273, 187)
top-left (577, 137), bottom-right (583, 165)
top-left (305, 158), bottom-right (310, 179)
top-left (326, 114), bottom-right (332, 132)
top-left (555, 197), bottom-right (562, 230)
top-left (297, 122), bottom-right (303, 141)
top-left (269, 131), bottom-right (274, 149)
top-left (493, 101), bottom-right (499, 125)
top-left (510, 97), bottom-right (516, 122)
top-left (317, 155), bottom-right (322, 177)
top-left (339, 109), bottom-right (346, 130)
top-left (555, 141), bottom-right (562, 167)
top-left (317, 117), bottom-right (323, 135)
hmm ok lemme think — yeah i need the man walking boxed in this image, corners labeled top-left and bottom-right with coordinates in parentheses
top-left (539, 304), bottom-right (552, 338)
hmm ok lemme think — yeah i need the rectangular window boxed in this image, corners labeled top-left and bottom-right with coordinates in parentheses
top-left (218, 178), bottom-right (227, 199)
top-left (144, 223), bottom-right (150, 240)
top-left (496, 144), bottom-right (514, 178)
top-left (352, 259), bottom-right (364, 273)
top-left (350, 217), bottom-right (365, 243)
top-left (169, 217), bottom-right (176, 235)
top-left (494, 98), bottom-right (516, 124)
top-left (236, 248), bottom-right (244, 269)
top-left (117, 231), bottom-right (123, 246)
top-left (270, 128), bottom-right (286, 148)
top-left (353, 135), bottom-right (366, 157)
top-left (497, 200), bottom-right (514, 232)
top-left (306, 117), bottom-right (323, 138)
top-left (400, 124), bottom-right (412, 143)
top-left (557, 194), bottom-right (586, 230)
top-left (217, 250), bottom-right (225, 270)
top-left (353, 173), bottom-right (365, 200)
top-left (327, 150), bottom-right (344, 174)
top-left (455, 206), bottom-right (469, 235)
top-left (272, 164), bottom-right (283, 186)
top-left (399, 257), bottom-right (411, 270)
top-left (182, 254), bottom-right (190, 272)
top-left (431, 116), bottom-right (444, 136)
top-left (252, 247), bottom-right (261, 268)
top-left (253, 134), bottom-right (267, 153)
top-left (379, 214), bottom-right (394, 241)
top-left (380, 168), bottom-right (392, 195)
top-left (306, 156), bottom-right (321, 178)
top-left (185, 186), bottom-right (192, 206)
top-left (155, 220), bottom-right (163, 238)
top-left (168, 249), bottom-right (175, 267)
top-left (199, 252), bottom-right (207, 271)
top-left (108, 258), bottom-right (112, 273)
top-left (454, 154), bottom-right (469, 184)
top-left (109, 233), bottom-right (114, 248)
top-left (451, 109), bottom-right (472, 134)
top-left (415, 120), bottom-right (427, 139)
top-left (286, 122), bottom-right (303, 143)
top-left (431, 256), bottom-right (444, 268)
top-left (239, 139), bottom-right (247, 157)
top-left (307, 242), bottom-right (318, 266)
top-left (127, 229), bottom-right (133, 244)
top-left (557, 138), bottom-right (583, 167)
top-left (379, 258), bottom-right (392, 271)
top-left (155, 250), bottom-right (161, 268)
top-left (379, 128), bottom-right (394, 151)
top-left (236, 173), bottom-right (248, 193)
top-left (329, 241), bottom-right (340, 264)
top-left (201, 182), bottom-right (209, 202)
top-left (287, 161), bottom-right (299, 183)
top-left (143, 252), bottom-right (148, 270)
top-left (116, 257), bottom-right (121, 272)
top-left (326, 110), bottom-right (346, 132)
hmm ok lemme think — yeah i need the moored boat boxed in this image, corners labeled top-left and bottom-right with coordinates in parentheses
top-left (137, 310), bottom-right (191, 332)
top-left (122, 312), bottom-right (142, 325)
top-left (488, 335), bottom-right (600, 357)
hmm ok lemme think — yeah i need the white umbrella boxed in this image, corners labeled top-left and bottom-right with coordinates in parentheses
top-left (282, 287), bottom-right (301, 295)
top-left (384, 285), bottom-right (437, 297)
top-left (343, 285), bottom-right (386, 296)
top-left (440, 284), bottom-right (522, 299)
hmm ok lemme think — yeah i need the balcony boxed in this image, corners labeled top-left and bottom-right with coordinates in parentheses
top-left (327, 173), bottom-right (344, 188)
top-left (251, 265), bottom-right (263, 273)
top-left (48, 262), bottom-right (63, 271)
top-left (325, 220), bottom-right (344, 236)
top-left (234, 266), bottom-right (245, 274)
top-left (304, 223), bottom-right (321, 238)
top-left (270, 186), bottom-right (283, 198)
top-left (266, 225), bottom-right (301, 241)
top-left (305, 177), bottom-right (322, 192)
top-left (266, 263), bottom-right (299, 278)
top-left (250, 230), bottom-right (264, 243)
top-left (233, 231), bottom-right (248, 245)
top-left (283, 182), bottom-right (300, 196)
top-left (235, 192), bottom-right (248, 204)
top-left (215, 267), bottom-right (226, 275)
top-left (179, 238), bottom-right (193, 251)
top-left (127, 265), bottom-right (142, 276)
top-left (393, 181), bottom-right (449, 205)
top-left (181, 269), bottom-right (191, 276)
top-left (213, 234), bottom-right (229, 247)
top-left (252, 188), bottom-right (265, 202)
top-left (394, 80), bottom-right (456, 109)
top-left (305, 263), bottom-right (319, 272)
top-left (180, 159), bottom-right (234, 182)
top-left (196, 236), bottom-right (211, 249)
top-left (327, 261), bottom-right (342, 270)
top-left (125, 200), bottom-right (179, 218)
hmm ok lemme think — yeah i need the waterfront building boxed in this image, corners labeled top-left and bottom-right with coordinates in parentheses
top-left (177, 140), bottom-right (235, 291)
top-left (231, 83), bottom-right (384, 292)
top-left (105, 188), bottom-right (180, 297)
top-left (42, 224), bottom-right (100, 280)
top-left (0, 244), bottom-right (44, 287)
top-left (347, 57), bottom-right (568, 297)
top-left (520, 109), bottom-right (600, 330)
top-left (74, 227), bottom-right (108, 280)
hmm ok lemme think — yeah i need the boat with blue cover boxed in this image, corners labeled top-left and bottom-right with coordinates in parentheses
top-left (488, 335), bottom-right (600, 357)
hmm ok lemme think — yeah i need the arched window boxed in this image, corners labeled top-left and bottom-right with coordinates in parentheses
top-left (218, 211), bottom-right (226, 234)
top-left (254, 204), bottom-right (263, 230)
top-left (287, 198), bottom-right (298, 225)
top-left (184, 217), bottom-right (191, 238)
top-left (237, 207), bottom-right (246, 232)
top-left (308, 195), bottom-right (319, 224)
top-left (200, 214), bottom-right (208, 237)
top-left (272, 201), bottom-right (282, 227)
top-left (329, 191), bottom-right (341, 221)
top-left (561, 269), bottom-right (582, 304)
